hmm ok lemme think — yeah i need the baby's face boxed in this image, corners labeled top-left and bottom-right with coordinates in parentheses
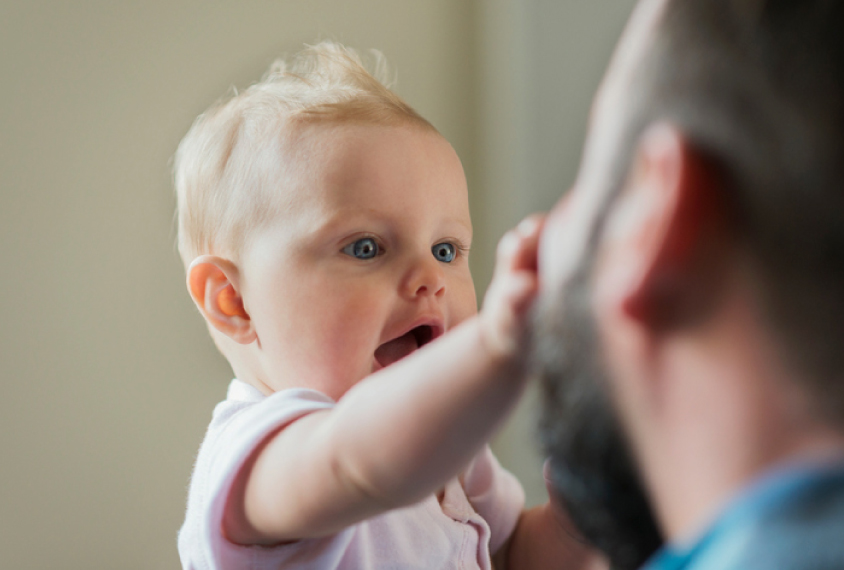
top-left (238, 123), bottom-right (477, 399)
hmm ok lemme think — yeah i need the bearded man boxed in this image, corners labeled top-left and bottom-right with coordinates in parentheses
top-left (530, 1), bottom-right (844, 569)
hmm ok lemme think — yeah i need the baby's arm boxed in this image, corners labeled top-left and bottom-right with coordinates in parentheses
top-left (224, 217), bottom-right (543, 545)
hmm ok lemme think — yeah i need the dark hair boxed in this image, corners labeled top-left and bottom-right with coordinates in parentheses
top-left (621, 0), bottom-right (844, 422)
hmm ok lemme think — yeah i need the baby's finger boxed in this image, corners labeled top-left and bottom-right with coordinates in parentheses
top-left (493, 230), bottom-right (521, 278)
top-left (506, 271), bottom-right (539, 316)
top-left (493, 214), bottom-right (546, 278)
top-left (511, 214), bottom-right (545, 273)
top-left (516, 213), bottom-right (545, 238)
top-left (480, 272), bottom-right (536, 356)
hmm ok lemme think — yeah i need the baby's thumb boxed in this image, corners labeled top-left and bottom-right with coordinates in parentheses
top-left (494, 214), bottom-right (545, 279)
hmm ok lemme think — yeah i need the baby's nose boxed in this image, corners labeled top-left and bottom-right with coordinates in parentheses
top-left (402, 255), bottom-right (446, 298)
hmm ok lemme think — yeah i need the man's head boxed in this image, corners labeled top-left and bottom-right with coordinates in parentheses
top-left (176, 43), bottom-right (477, 398)
top-left (534, 0), bottom-right (844, 566)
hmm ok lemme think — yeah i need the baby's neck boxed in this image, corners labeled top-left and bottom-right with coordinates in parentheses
top-left (243, 376), bottom-right (275, 397)
top-left (223, 348), bottom-right (276, 396)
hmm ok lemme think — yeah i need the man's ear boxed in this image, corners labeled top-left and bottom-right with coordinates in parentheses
top-left (187, 256), bottom-right (256, 344)
top-left (598, 123), bottom-right (729, 330)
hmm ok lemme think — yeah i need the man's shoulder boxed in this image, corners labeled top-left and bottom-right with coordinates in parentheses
top-left (713, 474), bottom-right (844, 570)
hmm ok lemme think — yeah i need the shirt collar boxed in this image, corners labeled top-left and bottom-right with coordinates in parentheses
top-left (226, 378), bottom-right (265, 402)
top-left (642, 459), bottom-right (844, 570)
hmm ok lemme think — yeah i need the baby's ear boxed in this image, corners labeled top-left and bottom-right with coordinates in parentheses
top-left (187, 256), bottom-right (256, 344)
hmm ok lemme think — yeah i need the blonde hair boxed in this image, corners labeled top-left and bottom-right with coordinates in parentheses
top-left (174, 41), bottom-right (435, 265)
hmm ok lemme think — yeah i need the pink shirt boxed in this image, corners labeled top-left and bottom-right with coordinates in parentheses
top-left (179, 380), bottom-right (525, 569)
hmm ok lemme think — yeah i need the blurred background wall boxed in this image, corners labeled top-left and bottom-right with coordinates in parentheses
top-left (0, 1), bottom-right (632, 567)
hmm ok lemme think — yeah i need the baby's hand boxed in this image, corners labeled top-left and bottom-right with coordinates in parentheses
top-left (480, 214), bottom-right (544, 359)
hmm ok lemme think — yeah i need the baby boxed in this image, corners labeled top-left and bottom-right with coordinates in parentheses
top-left (175, 42), bottom-right (593, 570)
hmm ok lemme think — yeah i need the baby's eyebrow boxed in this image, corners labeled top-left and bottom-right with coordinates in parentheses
top-left (308, 214), bottom-right (356, 239)
top-left (306, 209), bottom-right (473, 244)
top-left (443, 217), bottom-right (473, 238)
top-left (305, 211), bottom-right (384, 243)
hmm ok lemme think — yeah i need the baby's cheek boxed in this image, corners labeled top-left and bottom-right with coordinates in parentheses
top-left (324, 298), bottom-right (385, 381)
top-left (449, 278), bottom-right (479, 327)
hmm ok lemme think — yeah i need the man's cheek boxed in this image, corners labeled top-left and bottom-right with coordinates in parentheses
top-left (540, 195), bottom-right (580, 290)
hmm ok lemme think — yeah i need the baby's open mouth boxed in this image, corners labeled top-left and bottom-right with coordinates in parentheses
top-left (374, 325), bottom-right (438, 368)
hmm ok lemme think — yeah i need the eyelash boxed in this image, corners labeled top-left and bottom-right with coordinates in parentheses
top-left (342, 236), bottom-right (385, 260)
top-left (340, 237), bottom-right (469, 261)
top-left (446, 242), bottom-right (470, 259)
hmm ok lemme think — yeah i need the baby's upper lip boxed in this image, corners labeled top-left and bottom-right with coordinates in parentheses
top-left (372, 314), bottom-right (446, 370)
top-left (380, 315), bottom-right (445, 347)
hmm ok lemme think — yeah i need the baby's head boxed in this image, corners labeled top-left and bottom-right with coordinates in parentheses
top-left (175, 42), bottom-right (477, 398)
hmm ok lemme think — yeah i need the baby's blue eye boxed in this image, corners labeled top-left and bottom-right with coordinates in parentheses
top-left (432, 242), bottom-right (456, 263)
top-left (343, 237), bottom-right (380, 260)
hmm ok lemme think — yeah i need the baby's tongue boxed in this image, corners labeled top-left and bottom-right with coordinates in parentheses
top-left (374, 331), bottom-right (419, 368)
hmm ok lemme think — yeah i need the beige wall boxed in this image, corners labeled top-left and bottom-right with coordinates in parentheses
top-left (0, 1), bottom-right (632, 567)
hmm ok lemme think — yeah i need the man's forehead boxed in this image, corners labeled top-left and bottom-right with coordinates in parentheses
top-left (579, 0), bottom-right (668, 198)
top-left (596, 0), bottom-right (668, 109)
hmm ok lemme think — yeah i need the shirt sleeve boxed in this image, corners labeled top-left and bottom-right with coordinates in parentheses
top-left (179, 388), bottom-right (335, 570)
top-left (462, 445), bottom-right (526, 555)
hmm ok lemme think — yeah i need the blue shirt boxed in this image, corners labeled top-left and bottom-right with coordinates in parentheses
top-left (642, 462), bottom-right (844, 570)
